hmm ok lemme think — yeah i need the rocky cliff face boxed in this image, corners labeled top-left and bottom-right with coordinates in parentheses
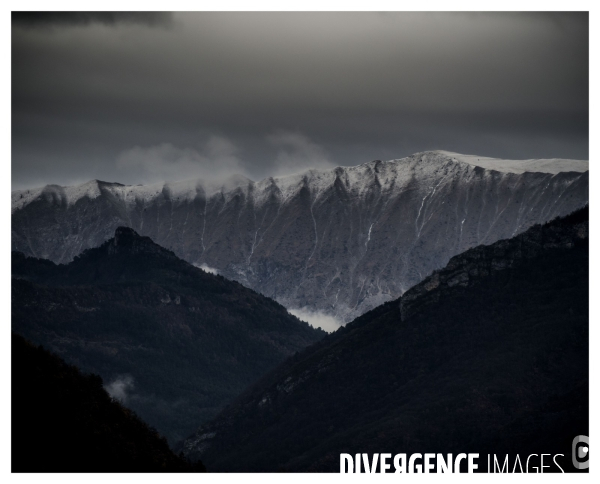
top-left (400, 207), bottom-right (589, 320)
top-left (12, 150), bottom-right (588, 325)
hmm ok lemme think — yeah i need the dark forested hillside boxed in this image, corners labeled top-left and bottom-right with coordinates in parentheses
top-left (182, 207), bottom-right (588, 472)
top-left (11, 227), bottom-right (325, 445)
top-left (12, 333), bottom-right (205, 472)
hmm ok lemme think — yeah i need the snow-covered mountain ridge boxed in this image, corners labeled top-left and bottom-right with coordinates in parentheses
top-left (12, 150), bottom-right (589, 326)
top-left (12, 151), bottom-right (589, 213)
top-left (437, 150), bottom-right (588, 174)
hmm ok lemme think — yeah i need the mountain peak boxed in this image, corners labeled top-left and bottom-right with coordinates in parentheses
top-left (108, 226), bottom-right (169, 257)
top-left (114, 226), bottom-right (142, 243)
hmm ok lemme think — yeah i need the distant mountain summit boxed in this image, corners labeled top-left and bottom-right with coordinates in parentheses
top-left (12, 228), bottom-right (325, 444)
top-left (181, 207), bottom-right (588, 472)
top-left (12, 151), bottom-right (588, 324)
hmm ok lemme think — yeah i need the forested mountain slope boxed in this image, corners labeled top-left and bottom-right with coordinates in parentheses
top-left (182, 208), bottom-right (588, 472)
top-left (12, 227), bottom-right (324, 444)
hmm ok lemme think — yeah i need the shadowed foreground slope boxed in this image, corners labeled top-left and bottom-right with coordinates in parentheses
top-left (182, 208), bottom-right (588, 472)
top-left (12, 333), bottom-right (205, 472)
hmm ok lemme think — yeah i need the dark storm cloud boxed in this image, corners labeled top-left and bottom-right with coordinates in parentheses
top-left (12, 12), bottom-right (588, 189)
top-left (12, 11), bottom-right (173, 29)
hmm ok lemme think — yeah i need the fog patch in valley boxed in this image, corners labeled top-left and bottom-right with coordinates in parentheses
top-left (288, 307), bottom-right (344, 333)
top-left (104, 374), bottom-right (135, 403)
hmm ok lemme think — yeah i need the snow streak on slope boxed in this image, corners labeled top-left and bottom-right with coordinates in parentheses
top-left (12, 151), bottom-right (589, 327)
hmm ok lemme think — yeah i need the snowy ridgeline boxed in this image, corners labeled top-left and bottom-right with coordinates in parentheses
top-left (11, 151), bottom-right (590, 328)
top-left (11, 150), bottom-right (589, 214)
top-left (437, 151), bottom-right (588, 175)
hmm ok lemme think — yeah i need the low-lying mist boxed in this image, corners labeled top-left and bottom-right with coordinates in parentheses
top-left (288, 307), bottom-right (343, 333)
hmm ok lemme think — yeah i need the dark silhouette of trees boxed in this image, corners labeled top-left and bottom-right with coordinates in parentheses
top-left (12, 333), bottom-right (206, 472)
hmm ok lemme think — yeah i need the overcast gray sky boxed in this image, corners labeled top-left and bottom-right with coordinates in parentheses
top-left (12, 11), bottom-right (588, 190)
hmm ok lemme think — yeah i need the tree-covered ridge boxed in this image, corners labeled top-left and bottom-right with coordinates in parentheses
top-left (12, 227), bottom-right (325, 445)
top-left (12, 333), bottom-right (206, 472)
